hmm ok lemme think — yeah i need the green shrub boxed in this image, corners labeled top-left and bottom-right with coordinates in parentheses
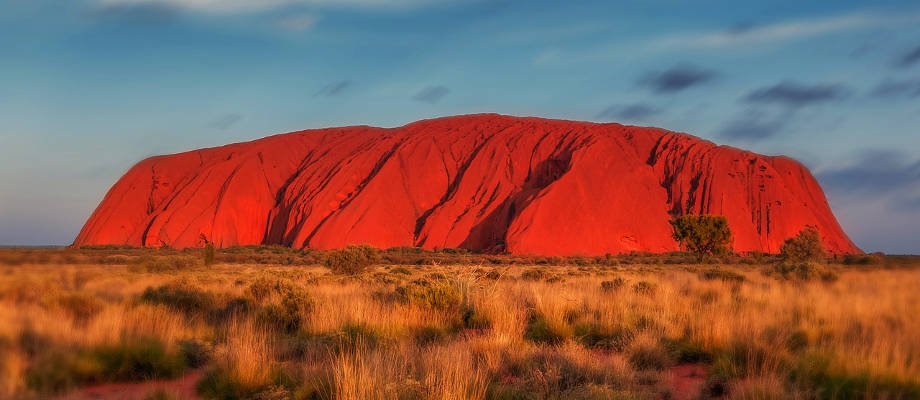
top-left (781, 227), bottom-right (827, 263)
top-left (524, 314), bottom-right (571, 345)
top-left (25, 339), bottom-right (186, 393)
top-left (323, 245), bottom-right (379, 275)
top-left (91, 338), bottom-right (186, 381)
top-left (258, 288), bottom-right (311, 334)
top-left (394, 281), bottom-right (462, 311)
top-left (140, 283), bottom-right (215, 317)
top-left (764, 263), bottom-right (837, 282)
top-left (791, 352), bottom-right (920, 400)
top-left (670, 215), bottom-right (733, 262)
top-left (197, 367), bottom-right (260, 400)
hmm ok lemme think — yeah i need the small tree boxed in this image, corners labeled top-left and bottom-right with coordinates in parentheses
top-left (670, 215), bottom-right (733, 262)
top-left (323, 244), bottom-right (379, 275)
top-left (780, 226), bottom-right (826, 263)
top-left (203, 243), bottom-right (216, 267)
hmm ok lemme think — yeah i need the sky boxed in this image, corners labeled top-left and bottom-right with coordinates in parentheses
top-left (1, 0), bottom-right (919, 253)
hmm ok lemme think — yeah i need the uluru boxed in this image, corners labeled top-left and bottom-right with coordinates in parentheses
top-left (74, 114), bottom-right (859, 255)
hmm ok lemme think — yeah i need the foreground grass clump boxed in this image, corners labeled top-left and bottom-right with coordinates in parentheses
top-left (0, 250), bottom-right (918, 399)
top-left (24, 338), bottom-right (188, 394)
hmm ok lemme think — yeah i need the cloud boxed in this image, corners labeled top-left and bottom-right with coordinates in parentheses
top-left (95, 0), bottom-right (455, 14)
top-left (651, 11), bottom-right (920, 50)
top-left (817, 149), bottom-right (920, 195)
top-left (872, 78), bottom-right (920, 98)
top-left (596, 103), bottom-right (660, 121)
top-left (743, 81), bottom-right (848, 107)
top-left (210, 113), bottom-right (242, 130)
top-left (315, 80), bottom-right (350, 97)
top-left (275, 13), bottom-right (318, 31)
top-left (412, 86), bottom-right (449, 104)
top-left (637, 65), bottom-right (717, 94)
top-left (718, 109), bottom-right (789, 141)
top-left (895, 44), bottom-right (920, 68)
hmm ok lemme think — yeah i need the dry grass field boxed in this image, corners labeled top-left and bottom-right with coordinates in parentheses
top-left (0, 247), bottom-right (918, 399)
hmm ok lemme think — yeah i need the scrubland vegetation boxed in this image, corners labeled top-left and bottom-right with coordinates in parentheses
top-left (0, 246), bottom-right (918, 399)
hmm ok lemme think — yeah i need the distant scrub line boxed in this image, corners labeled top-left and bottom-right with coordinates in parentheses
top-left (0, 244), bottom-right (902, 268)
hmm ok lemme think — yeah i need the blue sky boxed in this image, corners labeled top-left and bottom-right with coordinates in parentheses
top-left (1, 0), bottom-right (919, 253)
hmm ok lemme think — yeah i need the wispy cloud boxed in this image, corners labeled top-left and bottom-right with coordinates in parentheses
top-left (872, 77), bottom-right (920, 98)
top-left (637, 65), bottom-right (717, 94)
top-left (651, 11), bottom-right (920, 50)
top-left (894, 44), bottom-right (920, 68)
top-left (817, 149), bottom-right (920, 196)
top-left (96, 0), bottom-right (455, 14)
top-left (209, 113), bottom-right (242, 130)
top-left (412, 86), bottom-right (449, 104)
top-left (743, 81), bottom-right (849, 108)
top-left (718, 109), bottom-right (789, 141)
top-left (315, 80), bottom-right (350, 97)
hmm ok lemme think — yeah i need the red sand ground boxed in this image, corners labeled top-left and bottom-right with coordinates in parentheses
top-left (74, 114), bottom-right (859, 255)
top-left (56, 370), bottom-right (201, 400)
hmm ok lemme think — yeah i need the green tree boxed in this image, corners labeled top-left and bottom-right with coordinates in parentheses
top-left (670, 215), bottom-right (733, 262)
top-left (323, 244), bottom-right (379, 275)
top-left (780, 226), bottom-right (826, 263)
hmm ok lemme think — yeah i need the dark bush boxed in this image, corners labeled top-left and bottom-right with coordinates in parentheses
top-left (92, 339), bottom-right (186, 381)
top-left (414, 325), bottom-right (450, 345)
top-left (600, 278), bottom-right (625, 292)
top-left (177, 339), bottom-right (210, 368)
top-left (781, 227), bottom-right (827, 263)
top-left (520, 268), bottom-right (549, 281)
top-left (25, 339), bottom-right (186, 394)
top-left (573, 322), bottom-right (635, 351)
top-left (323, 245), bottom-right (379, 275)
top-left (633, 281), bottom-right (656, 295)
top-left (699, 268), bottom-right (745, 283)
top-left (140, 283), bottom-right (215, 317)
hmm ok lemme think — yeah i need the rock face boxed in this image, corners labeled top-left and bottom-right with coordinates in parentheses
top-left (74, 114), bottom-right (860, 255)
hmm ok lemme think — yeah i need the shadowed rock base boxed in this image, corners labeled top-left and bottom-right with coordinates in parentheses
top-left (74, 114), bottom-right (859, 255)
